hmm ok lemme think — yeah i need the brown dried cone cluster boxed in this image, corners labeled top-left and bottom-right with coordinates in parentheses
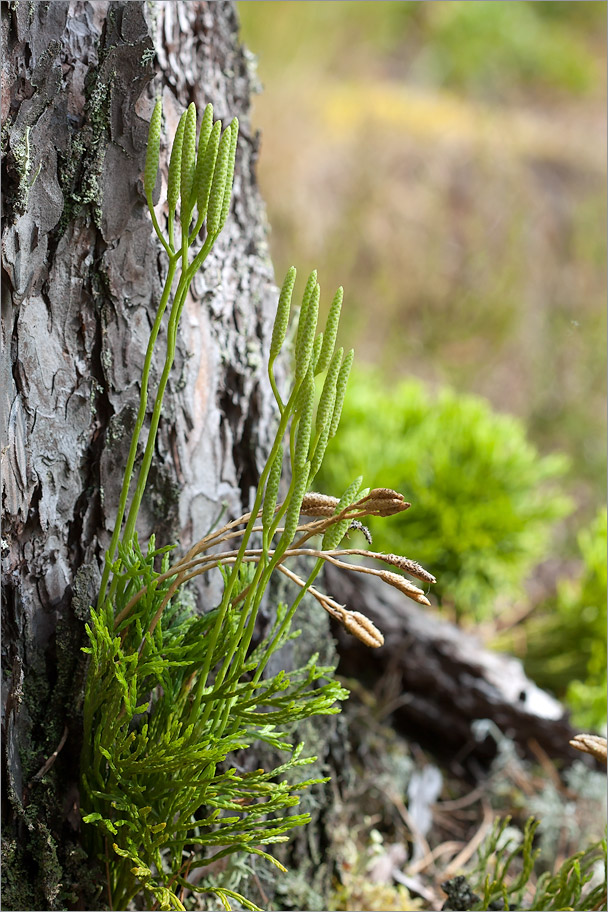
top-left (301, 487), bottom-right (413, 518)
top-left (118, 488), bottom-right (436, 650)
top-left (569, 734), bottom-right (607, 765)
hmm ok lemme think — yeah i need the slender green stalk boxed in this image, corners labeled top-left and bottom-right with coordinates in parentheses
top-left (121, 270), bottom-right (189, 544)
top-left (97, 255), bottom-right (178, 610)
top-left (253, 558), bottom-right (324, 684)
top-left (122, 233), bottom-right (215, 545)
top-left (195, 384), bottom-right (301, 694)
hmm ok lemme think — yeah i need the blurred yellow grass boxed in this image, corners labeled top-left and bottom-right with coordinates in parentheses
top-left (241, 10), bottom-right (606, 510)
top-left (321, 80), bottom-right (605, 171)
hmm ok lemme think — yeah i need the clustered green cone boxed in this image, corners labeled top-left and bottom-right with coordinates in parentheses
top-left (192, 119), bottom-right (221, 234)
top-left (219, 120), bottom-right (239, 230)
top-left (180, 102), bottom-right (197, 222)
top-left (311, 332), bottom-right (324, 373)
top-left (144, 97), bottom-right (239, 255)
top-left (167, 110), bottom-right (186, 219)
top-left (206, 125), bottom-right (232, 235)
top-left (316, 287), bottom-right (343, 374)
top-left (330, 347), bottom-right (354, 437)
top-left (265, 267), bottom-right (357, 547)
top-left (283, 463), bottom-right (311, 543)
top-left (262, 444), bottom-right (283, 532)
top-left (270, 266), bottom-right (297, 363)
top-left (295, 280), bottom-right (320, 383)
top-left (294, 370), bottom-right (315, 471)
top-left (143, 97), bottom-right (162, 203)
top-left (316, 346), bottom-right (343, 440)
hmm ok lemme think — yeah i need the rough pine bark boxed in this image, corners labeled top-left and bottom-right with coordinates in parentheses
top-left (1, 3), bottom-right (344, 908)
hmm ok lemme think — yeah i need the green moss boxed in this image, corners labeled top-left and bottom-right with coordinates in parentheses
top-left (1, 837), bottom-right (40, 911)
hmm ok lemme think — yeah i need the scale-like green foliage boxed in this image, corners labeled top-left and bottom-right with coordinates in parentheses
top-left (82, 536), bottom-right (347, 911)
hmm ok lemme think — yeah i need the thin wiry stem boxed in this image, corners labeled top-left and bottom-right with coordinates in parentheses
top-left (97, 255), bottom-right (178, 610)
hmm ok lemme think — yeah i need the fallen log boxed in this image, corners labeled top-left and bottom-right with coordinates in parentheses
top-left (324, 563), bottom-right (580, 774)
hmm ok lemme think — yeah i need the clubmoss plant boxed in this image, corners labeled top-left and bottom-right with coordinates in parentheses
top-left (460, 815), bottom-right (607, 912)
top-left (80, 98), bottom-right (435, 911)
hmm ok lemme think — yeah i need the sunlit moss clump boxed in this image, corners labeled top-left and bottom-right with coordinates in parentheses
top-left (319, 368), bottom-right (571, 621)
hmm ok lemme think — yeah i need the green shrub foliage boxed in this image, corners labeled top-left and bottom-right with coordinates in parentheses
top-left (319, 369), bottom-right (571, 620)
top-left (522, 507), bottom-right (607, 730)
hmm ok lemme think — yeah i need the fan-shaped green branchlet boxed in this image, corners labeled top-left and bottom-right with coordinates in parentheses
top-left (294, 283), bottom-right (320, 383)
top-left (322, 476), bottom-right (363, 550)
top-left (167, 110), bottom-right (187, 216)
top-left (262, 445), bottom-right (283, 532)
top-left (180, 103), bottom-right (197, 224)
top-left (316, 287), bottom-right (343, 374)
top-left (206, 125), bottom-right (232, 236)
top-left (311, 333), bottom-right (323, 374)
top-left (294, 372), bottom-right (315, 471)
top-left (270, 266), bottom-right (297, 362)
top-left (283, 464), bottom-right (310, 543)
top-left (194, 119), bottom-right (221, 226)
top-left (329, 348), bottom-right (354, 438)
top-left (218, 118), bottom-right (239, 232)
top-left (144, 97), bottom-right (162, 205)
top-left (315, 346), bottom-right (343, 439)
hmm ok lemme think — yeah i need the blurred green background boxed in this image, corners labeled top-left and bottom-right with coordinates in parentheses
top-left (237, 1), bottom-right (606, 728)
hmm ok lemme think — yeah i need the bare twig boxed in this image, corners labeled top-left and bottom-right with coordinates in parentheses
top-left (29, 724), bottom-right (68, 783)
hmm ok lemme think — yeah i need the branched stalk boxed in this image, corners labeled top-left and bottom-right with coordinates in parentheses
top-left (194, 384), bottom-right (300, 691)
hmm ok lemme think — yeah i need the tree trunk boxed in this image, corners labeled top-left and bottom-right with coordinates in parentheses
top-left (2, 3), bottom-right (342, 909)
